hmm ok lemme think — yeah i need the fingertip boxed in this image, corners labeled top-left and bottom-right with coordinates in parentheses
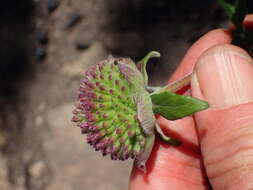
top-left (192, 44), bottom-right (253, 108)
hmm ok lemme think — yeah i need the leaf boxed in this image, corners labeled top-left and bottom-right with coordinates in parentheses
top-left (151, 91), bottom-right (209, 120)
top-left (218, 0), bottom-right (247, 32)
top-left (218, 0), bottom-right (236, 19)
top-left (218, 0), bottom-right (253, 55)
top-left (232, 0), bottom-right (247, 32)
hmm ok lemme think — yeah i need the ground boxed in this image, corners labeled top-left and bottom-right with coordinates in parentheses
top-left (0, 0), bottom-right (227, 189)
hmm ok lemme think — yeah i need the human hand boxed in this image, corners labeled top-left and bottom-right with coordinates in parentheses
top-left (129, 15), bottom-right (253, 190)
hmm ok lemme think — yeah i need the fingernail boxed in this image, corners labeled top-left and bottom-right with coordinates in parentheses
top-left (193, 45), bottom-right (253, 108)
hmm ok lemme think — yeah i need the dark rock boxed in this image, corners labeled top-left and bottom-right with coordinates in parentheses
top-left (47, 0), bottom-right (59, 13)
top-left (35, 47), bottom-right (46, 61)
top-left (36, 31), bottom-right (48, 45)
top-left (64, 12), bottom-right (82, 30)
top-left (74, 30), bottom-right (94, 50)
top-left (75, 42), bottom-right (89, 50)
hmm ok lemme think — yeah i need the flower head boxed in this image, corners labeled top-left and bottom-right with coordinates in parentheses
top-left (72, 56), bottom-right (152, 163)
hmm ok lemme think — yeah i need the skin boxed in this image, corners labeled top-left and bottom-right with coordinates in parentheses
top-left (129, 15), bottom-right (253, 190)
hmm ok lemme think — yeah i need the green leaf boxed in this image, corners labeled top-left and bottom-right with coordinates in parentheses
top-left (151, 91), bottom-right (209, 120)
top-left (218, 0), bottom-right (235, 19)
top-left (232, 0), bottom-right (247, 32)
top-left (137, 51), bottom-right (160, 86)
top-left (218, 0), bottom-right (253, 55)
top-left (218, 0), bottom-right (247, 32)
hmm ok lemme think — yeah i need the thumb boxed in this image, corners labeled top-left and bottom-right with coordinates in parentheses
top-left (192, 44), bottom-right (253, 189)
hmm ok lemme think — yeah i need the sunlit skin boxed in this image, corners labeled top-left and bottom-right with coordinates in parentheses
top-left (129, 15), bottom-right (253, 190)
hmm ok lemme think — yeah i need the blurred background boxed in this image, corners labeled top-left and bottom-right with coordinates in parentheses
top-left (0, 0), bottom-right (252, 189)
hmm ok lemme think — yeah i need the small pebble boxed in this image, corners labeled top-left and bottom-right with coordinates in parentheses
top-left (35, 116), bottom-right (44, 126)
top-left (47, 0), bottom-right (59, 13)
top-left (74, 30), bottom-right (94, 50)
top-left (29, 161), bottom-right (46, 177)
top-left (36, 31), bottom-right (48, 45)
top-left (35, 47), bottom-right (46, 61)
top-left (75, 42), bottom-right (89, 50)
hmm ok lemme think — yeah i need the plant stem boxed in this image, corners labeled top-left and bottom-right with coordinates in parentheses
top-left (149, 72), bottom-right (193, 94)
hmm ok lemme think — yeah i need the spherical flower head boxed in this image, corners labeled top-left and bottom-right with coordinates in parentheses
top-left (72, 55), bottom-right (157, 171)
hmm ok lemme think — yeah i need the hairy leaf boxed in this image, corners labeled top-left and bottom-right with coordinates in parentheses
top-left (151, 91), bottom-right (209, 120)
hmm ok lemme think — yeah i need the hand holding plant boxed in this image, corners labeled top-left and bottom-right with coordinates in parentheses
top-left (71, 0), bottom-right (253, 188)
top-left (130, 14), bottom-right (253, 190)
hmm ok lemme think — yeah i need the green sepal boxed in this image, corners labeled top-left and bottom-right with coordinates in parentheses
top-left (137, 51), bottom-right (160, 86)
top-left (151, 91), bottom-right (209, 120)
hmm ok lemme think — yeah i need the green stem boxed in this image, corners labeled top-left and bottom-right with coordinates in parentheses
top-left (150, 72), bottom-right (193, 95)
